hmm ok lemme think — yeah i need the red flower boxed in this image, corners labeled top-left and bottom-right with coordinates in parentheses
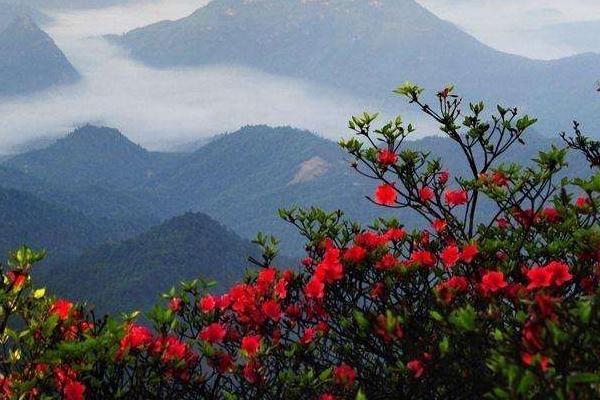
top-left (444, 189), bottom-right (468, 206)
top-left (261, 299), bottom-right (282, 321)
top-left (355, 232), bottom-right (388, 248)
top-left (521, 352), bottom-right (550, 371)
top-left (243, 360), bottom-right (260, 383)
top-left (407, 359), bottom-right (424, 378)
top-left (200, 323), bottom-right (227, 344)
top-left (376, 253), bottom-right (398, 270)
top-left (460, 243), bottom-right (478, 263)
top-left (257, 268), bottom-right (277, 292)
top-left (575, 196), bottom-right (591, 209)
top-left (377, 149), bottom-right (397, 165)
top-left (410, 250), bottom-right (436, 267)
top-left (300, 327), bottom-right (317, 345)
top-left (49, 299), bottom-right (74, 321)
top-left (315, 242), bottom-right (344, 283)
top-left (523, 321), bottom-right (543, 350)
top-left (375, 184), bottom-right (397, 206)
top-left (120, 324), bottom-right (153, 351)
top-left (0, 376), bottom-right (12, 398)
top-left (545, 261), bottom-right (573, 286)
top-left (419, 187), bottom-right (434, 202)
top-left (319, 395), bottom-right (339, 400)
top-left (343, 246), bottom-right (367, 264)
top-left (154, 335), bottom-right (192, 363)
top-left (6, 271), bottom-right (27, 288)
top-left (305, 277), bottom-right (325, 299)
top-left (481, 271), bottom-right (507, 293)
top-left (435, 276), bottom-right (468, 303)
top-left (333, 364), bottom-right (356, 388)
top-left (384, 227), bottom-right (407, 242)
top-left (438, 171), bottom-right (449, 185)
top-left (541, 207), bottom-right (560, 223)
top-left (274, 278), bottom-right (288, 299)
top-left (199, 295), bottom-right (217, 313)
top-left (63, 381), bottom-right (85, 400)
top-left (168, 297), bottom-right (182, 312)
top-left (491, 171), bottom-right (508, 186)
top-left (432, 219), bottom-right (447, 232)
top-left (526, 267), bottom-right (552, 290)
top-left (241, 335), bottom-right (262, 356)
top-left (370, 282), bottom-right (385, 298)
top-left (525, 262), bottom-right (570, 291)
top-left (440, 245), bottom-right (460, 268)
top-left (534, 294), bottom-right (557, 319)
top-left (496, 218), bottom-right (510, 229)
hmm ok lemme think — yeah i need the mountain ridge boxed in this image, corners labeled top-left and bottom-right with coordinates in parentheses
top-left (112, 0), bottom-right (600, 135)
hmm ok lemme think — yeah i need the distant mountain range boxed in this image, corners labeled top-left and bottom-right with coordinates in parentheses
top-left (113, 0), bottom-right (600, 135)
top-left (0, 15), bottom-right (79, 96)
top-left (535, 20), bottom-right (600, 55)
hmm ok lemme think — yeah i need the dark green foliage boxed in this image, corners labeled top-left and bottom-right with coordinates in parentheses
top-left (0, 186), bottom-right (108, 262)
top-left (49, 212), bottom-right (262, 313)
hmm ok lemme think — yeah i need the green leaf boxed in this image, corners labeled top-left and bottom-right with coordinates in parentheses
top-left (568, 373), bottom-right (600, 385)
top-left (319, 367), bottom-right (332, 381)
top-left (449, 305), bottom-right (477, 332)
top-left (355, 389), bottom-right (367, 400)
top-left (517, 372), bottom-right (535, 394)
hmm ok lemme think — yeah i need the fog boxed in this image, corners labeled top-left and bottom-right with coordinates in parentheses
top-left (417, 0), bottom-right (600, 59)
top-left (0, 0), bottom-right (389, 153)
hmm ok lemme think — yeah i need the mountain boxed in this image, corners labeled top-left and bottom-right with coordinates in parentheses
top-left (535, 20), bottom-right (600, 54)
top-left (0, 186), bottom-right (112, 264)
top-left (113, 0), bottom-right (600, 135)
top-left (4, 124), bottom-right (587, 256)
top-left (48, 212), bottom-right (262, 313)
top-left (0, 2), bottom-right (49, 33)
top-left (5, 125), bottom-right (182, 191)
top-left (143, 125), bottom-right (385, 253)
top-left (0, 16), bottom-right (78, 96)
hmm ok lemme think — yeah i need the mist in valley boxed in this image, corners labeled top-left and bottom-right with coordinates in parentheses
top-left (0, 0), bottom-right (380, 153)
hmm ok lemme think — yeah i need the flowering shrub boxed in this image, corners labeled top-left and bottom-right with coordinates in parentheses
top-left (2, 85), bottom-right (600, 399)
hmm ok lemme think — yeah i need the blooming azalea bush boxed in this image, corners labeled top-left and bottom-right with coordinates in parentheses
top-left (2, 85), bottom-right (600, 399)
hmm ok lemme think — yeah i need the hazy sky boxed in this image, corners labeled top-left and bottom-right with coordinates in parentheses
top-left (0, 0), bottom-right (598, 153)
top-left (417, 0), bottom-right (600, 59)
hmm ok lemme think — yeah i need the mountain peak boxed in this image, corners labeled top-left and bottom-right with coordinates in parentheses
top-left (0, 14), bottom-right (79, 96)
top-left (5, 125), bottom-right (151, 189)
top-left (65, 124), bottom-right (140, 148)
